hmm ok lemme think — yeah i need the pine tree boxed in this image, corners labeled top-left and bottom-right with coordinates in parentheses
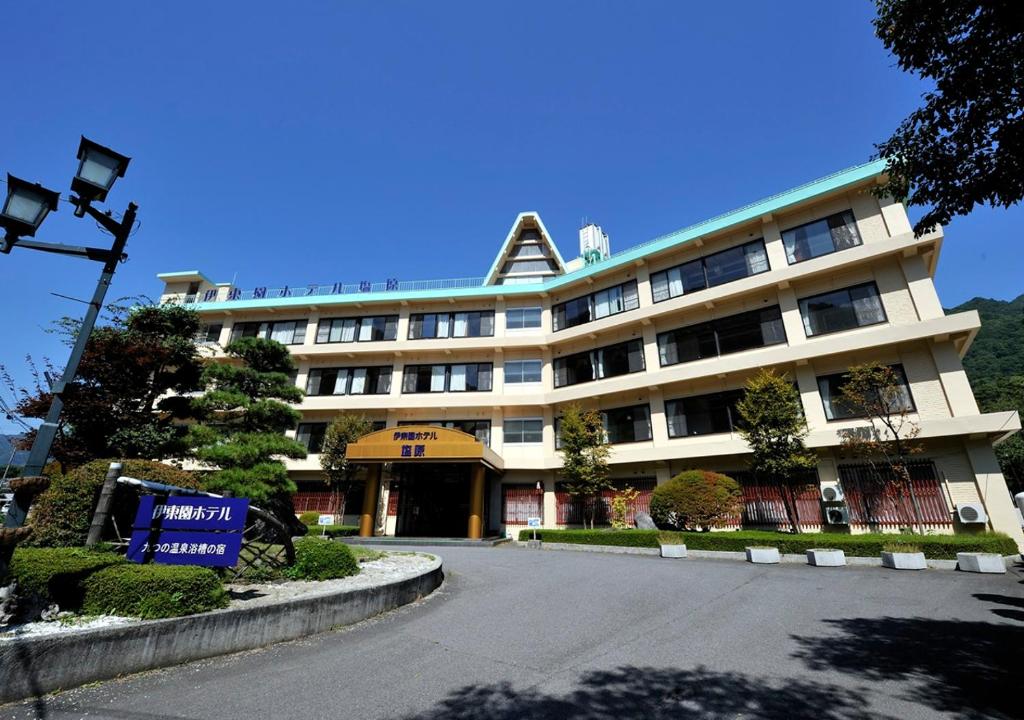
top-left (187, 338), bottom-right (306, 526)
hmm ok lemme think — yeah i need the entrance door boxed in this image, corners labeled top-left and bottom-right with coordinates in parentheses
top-left (395, 464), bottom-right (470, 537)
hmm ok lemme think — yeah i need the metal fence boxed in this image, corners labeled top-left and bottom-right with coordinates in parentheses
top-left (838, 461), bottom-right (951, 527)
top-left (555, 478), bottom-right (656, 526)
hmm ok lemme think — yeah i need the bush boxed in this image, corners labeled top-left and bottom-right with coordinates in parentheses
top-left (286, 537), bottom-right (359, 580)
top-left (298, 511), bottom-right (321, 526)
top-left (82, 564), bottom-right (228, 619)
top-left (311, 524), bottom-right (359, 538)
top-left (27, 459), bottom-right (204, 548)
top-left (517, 528), bottom-right (1018, 559)
top-left (649, 470), bottom-right (741, 531)
top-left (9, 547), bottom-right (125, 612)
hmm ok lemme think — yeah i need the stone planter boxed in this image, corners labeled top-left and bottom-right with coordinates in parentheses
top-left (957, 552), bottom-right (1006, 574)
top-left (881, 551), bottom-right (927, 570)
top-left (526, 539), bottom-right (543, 550)
top-left (806, 548), bottom-right (846, 567)
top-left (745, 546), bottom-right (780, 564)
top-left (660, 544), bottom-right (687, 558)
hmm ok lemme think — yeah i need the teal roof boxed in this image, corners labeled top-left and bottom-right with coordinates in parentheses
top-left (180, 158), bottom-right (888, 312)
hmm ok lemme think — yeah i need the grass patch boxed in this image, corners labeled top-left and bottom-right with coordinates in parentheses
top-left (518, 528), bottom-right (1018, 559)
top-left (349, 546), bottom-right (385, 562)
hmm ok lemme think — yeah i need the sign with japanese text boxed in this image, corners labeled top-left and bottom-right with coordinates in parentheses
top-left (133, 496), bottom-right (249, 532)
top-left (129, 495), bottom-right (249, 568)
top-left (527, 517), bottom-right (542, 528)
top-left (126, 530), bottom-right (243, 566)
top-left (317, 514), bottom-right (335, 526)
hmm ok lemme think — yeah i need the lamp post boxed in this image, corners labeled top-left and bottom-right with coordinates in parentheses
top-left (0, 137), bottom-right (135, 578)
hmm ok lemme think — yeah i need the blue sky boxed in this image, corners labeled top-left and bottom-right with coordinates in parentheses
top-left (2, 1), bottom-right (1021, 433)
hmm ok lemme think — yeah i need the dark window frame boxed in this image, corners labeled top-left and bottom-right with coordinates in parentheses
top-left (230, 319), bottom-right (307, 345)
top-left (305, 366), bottom-right (393, 396)
top-left (798, 282), bottom-right (887, 338)
top-left (665, 390), bottom-right (746, 438)
top-left (552, 279), bottom-right (640, 332)
top-left (407, 310), bottom-right (495, 339)
top-left (817, 364), bottom-right (915, 421)
top-left (656, 305), bottom-right (787, 367)
top-left (400, 363), bottom-right (494, 393)
top-left (315, 315), bottom-right (399, 344)
top-left (781, 209), bottom-right (862, 265)
top-left (650, 238), bottom-right (770, 304)
top-left (553, 339), bottom-right (646, 388)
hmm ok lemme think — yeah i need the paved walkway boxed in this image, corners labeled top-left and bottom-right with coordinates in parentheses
top-left (3, 546), bottom-right (1022, 720)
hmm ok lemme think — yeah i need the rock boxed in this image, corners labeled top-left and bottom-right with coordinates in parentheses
top-left (634, 512), bottom-right (657, 530)
top-left (40, 604), bottom-right (60, 622)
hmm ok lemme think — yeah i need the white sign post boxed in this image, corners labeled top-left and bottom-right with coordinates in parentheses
top-left (527, 516), bottom-right (541, 543)
top-left (317, 514), bottom-right (335, 536)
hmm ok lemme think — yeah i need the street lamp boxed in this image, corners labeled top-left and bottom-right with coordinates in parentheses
top-left (0, 137), bottom-right (138, 580)
top-left (70, 136), bottom-right (130, 217)
top-left (0, 174), bottom-right (60, 249)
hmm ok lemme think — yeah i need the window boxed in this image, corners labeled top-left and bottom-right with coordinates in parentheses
top-left (505, 418), bottom-right (543, 443)
top-left (602, 404), bottom-right (652, 444)
top-left (553, 339), bottom-right (645, 388)
top-left (231, 320), bottom-right (307, 345)
top-left (657, 306), bottom-right (786, 366)
top-left (316, 315), bottom-right (398, 343)
top-left (401, 364), bottom-right (493, 393)
top-left (408, 311), bottom-right (494, 339)
top-left (196, 323), bottom-right (222, 344)
top-left (553, 280), bottom-right (640, 331)
top-left (782, 210), bottom-right (862, 264)
top-left (506, 307), bottom-right (542, 330)
top-left (306, 366), bottom-right (392, 396)
top-left (798, 282), bottom-right (886, 337)
top-left (817, 364), bottom-right (914, 421)
top-left (398, 419), bottom-right (491, 446)
top-left (665, 390), bottom-right (745, 437)
top-left (295, 422), bottom-right (328, 452)
top-left (509, 244), bottom-right (545, 259)
top-left (554, 405), bottom-right (652, 447)
top-left (505, 359), bottom-right (543, 384)
top-left (503, 484), bottom-right (544, 524)
top-left (502, 259), bottom-right (556, 274)
top-left (651, 239), bottom-right (768, 303)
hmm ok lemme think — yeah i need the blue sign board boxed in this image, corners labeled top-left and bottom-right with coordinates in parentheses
top-left (127, 530), bottom-right (243, 567)
top-left (129, 495), bottom-right (249, 567)
top-left (133, 496), bottom-right (249, 532)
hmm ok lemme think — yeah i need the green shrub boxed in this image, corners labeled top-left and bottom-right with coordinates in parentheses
top-left (649, 470), bottom-right (741, 531)
top-left (286, 537), bottom-right (359, 580)
top-left (27, 459), bottom-right (204, 548)
top-left (517, 528), bottom-right (1018, 559)
top-left (82, 564), bottom-right (228, 619)
top-left (883, 540), bottom-right (923, 554)
top-left (298, 511), bottom-right (320, 526)
top-left (10, 547), bottom-right (126, 611)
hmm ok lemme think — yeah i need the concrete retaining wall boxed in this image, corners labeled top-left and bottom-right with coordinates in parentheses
top-left (0, 555), bottom-right (443, 705)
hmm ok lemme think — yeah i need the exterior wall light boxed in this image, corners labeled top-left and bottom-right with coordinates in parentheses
top-left (0, 174), bottom-right (60, 248)
top-left (70, 136), bottom-right (131, 217)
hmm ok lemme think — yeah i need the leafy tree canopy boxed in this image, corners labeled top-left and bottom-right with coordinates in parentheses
top-left (557, 404), bottom-right (611, 529)
top-left (320, 414), bottom-right (374, 518)
top-left (872, 1), bottom-right (1024, 235)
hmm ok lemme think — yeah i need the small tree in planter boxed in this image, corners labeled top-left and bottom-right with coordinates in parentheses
top-left (320, 414), bottom-right (374, 520)
top-left (837, 363), bottom-right (924, 533)
top-left (649, 470), bottom-right (741, 531)
top-left (735, 369), bottom-right (818, 534)
top-left (557, 404), bottom-right (611, 530)
top-left (609, 485), bottom-right (640, 530)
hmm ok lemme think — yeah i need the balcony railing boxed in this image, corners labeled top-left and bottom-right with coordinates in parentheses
top-left (179, 276), bottom-right (489, 304)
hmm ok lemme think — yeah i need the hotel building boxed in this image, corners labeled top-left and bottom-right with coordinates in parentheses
top-left (158, 160), bottom-right (1024, 548)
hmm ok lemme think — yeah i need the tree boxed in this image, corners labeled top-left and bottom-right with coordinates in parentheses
top-left (837, 363), bottom-right (924, 532)
top-left (649, 470), bottom-right (742, 531)
top-left (872, 1), bottom-right (1024, 235)
top-left (557, 404), bottom-right (611, 529)
top-left (735, 369), bottom-right (818, 533)
top-left (186, 337), bottom-right (306, 528)
top-left (320, 414), bottom-right (374, 519)
top-left (3, 302), bottom-right (204, 469)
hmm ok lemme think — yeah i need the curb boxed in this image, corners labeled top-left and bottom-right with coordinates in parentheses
top-left (0, 555), bottom-right (443, 705)
top-left (522, 542), bottom-right (1013, 571)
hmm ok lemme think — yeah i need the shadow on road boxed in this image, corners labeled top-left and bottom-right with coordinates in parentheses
top-left (792, 616), bottom-right (1023, 720)
top-left (396, 665), bottom-right (887, 720)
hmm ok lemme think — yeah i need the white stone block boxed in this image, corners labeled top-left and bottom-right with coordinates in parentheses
top-left (660, 544), bottom-right (687, 558)
top-left (745, 546), bottom-right (780, 564)
top-left (806, 548), bottom-right (846, 567)
top-left (957, 552), bottom-right (1006, 574)
top-left (881, 551), bottom-right (927, 570)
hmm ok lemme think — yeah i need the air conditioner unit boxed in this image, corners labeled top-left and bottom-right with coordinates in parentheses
top-left (825, 506), bottom-right (850, 525)
top-left (956, 503), bottom-right (988, 524)
top-left (820, 482), bottom-right (845, 503)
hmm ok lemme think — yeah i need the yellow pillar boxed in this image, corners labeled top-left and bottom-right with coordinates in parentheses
top-left (467, 465), bottom-right (485, 540)
top-left (359, 465), bottom-right (381, 538)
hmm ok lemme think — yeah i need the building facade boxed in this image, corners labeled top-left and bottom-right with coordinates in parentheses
top-left (158, 160), bottom-right (1024, 548)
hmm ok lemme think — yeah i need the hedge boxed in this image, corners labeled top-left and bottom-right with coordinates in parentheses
top-left (517, 528), bottom-right (1019, 559)
top-left (83, 564), bottom-right (228, 619)
top-left (9, 547), bottom-right (126, 611)
top-left (297, 511), bottom-right (321, 526)
top-left (286, 537), bottom-right (360, 580)
top-left (27, 459), bottom-right (204, 548)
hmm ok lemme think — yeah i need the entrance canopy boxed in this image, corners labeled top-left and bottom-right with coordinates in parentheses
top-left (346, 425), bottom-right (504, 472)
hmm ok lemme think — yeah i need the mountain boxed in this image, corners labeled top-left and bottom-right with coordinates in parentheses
top-left (0, 434), bottom-right (28, 472)
top-left (948, 293), bottom-right (1024, 383)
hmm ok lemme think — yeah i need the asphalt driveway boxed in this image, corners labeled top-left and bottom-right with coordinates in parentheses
top-left (3, 545), bottom-right (1023, 720)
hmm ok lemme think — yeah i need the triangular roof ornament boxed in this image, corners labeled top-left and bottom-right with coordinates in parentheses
top-left (483, 212), bottom-right (567, 286)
